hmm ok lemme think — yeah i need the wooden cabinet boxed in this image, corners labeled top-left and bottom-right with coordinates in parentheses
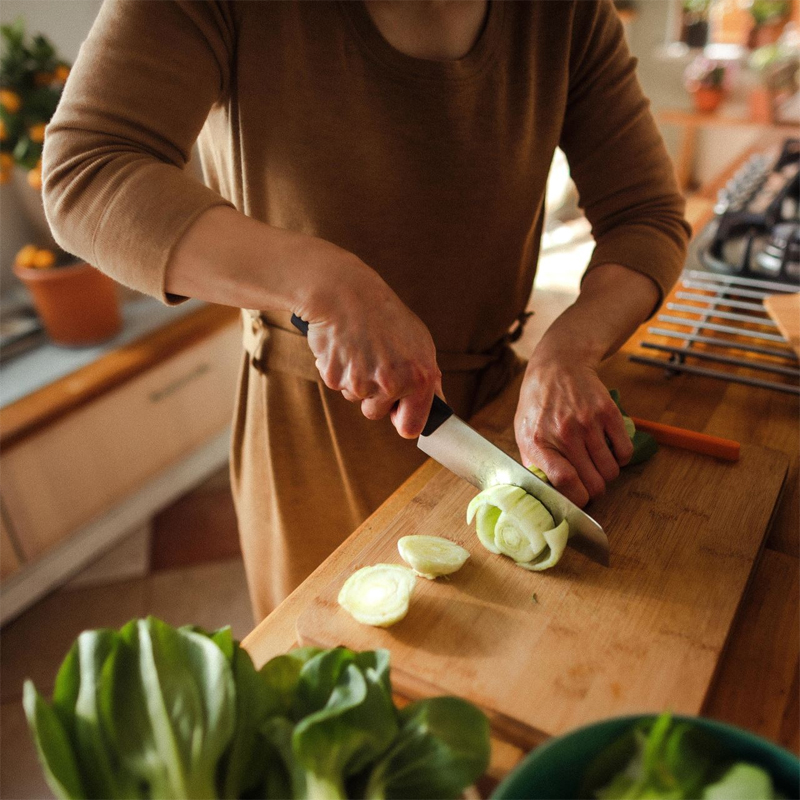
top-left (0, 305), bottom-right (242, 623)
top-left (2, 323), bottom-right (240, 560)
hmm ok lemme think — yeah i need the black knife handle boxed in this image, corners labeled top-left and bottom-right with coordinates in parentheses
top-left (421, 395), bottom-right (453, 437)
top-left (290, 313), bottom-right (452, 436)
top-left (290, 313), bottom-right (309, 335)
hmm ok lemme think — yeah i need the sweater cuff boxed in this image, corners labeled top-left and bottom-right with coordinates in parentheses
top-left (89, 162), bottom-right (234, 305)
top-left (582, 224), bottom-right (687, 317)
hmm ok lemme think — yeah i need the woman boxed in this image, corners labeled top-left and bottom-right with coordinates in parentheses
top-left (43, 0), bottom-right (690, 620)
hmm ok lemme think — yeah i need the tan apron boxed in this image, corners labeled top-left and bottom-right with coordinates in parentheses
top-left (232, 309), bottom-right (528, 621)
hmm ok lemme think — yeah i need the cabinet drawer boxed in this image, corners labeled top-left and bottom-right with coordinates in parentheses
top-left (2, 322), bottom-right (241, 561)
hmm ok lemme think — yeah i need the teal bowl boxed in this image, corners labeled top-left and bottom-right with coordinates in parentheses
top-left (492, 715), bottom-right (800, 799)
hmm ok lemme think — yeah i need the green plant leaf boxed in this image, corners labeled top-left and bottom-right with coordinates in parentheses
top-left (100, 617), bottom-right (236, 798)
top-left (292, 656), bottom-right (399, 798)
top-left (363, 696), bottom-right (490, 800)
top-left (23, 680), bottom-right (86, 800)
top-left (219, 641), bottom-right (274, 799)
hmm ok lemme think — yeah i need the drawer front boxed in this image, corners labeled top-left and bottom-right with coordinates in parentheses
top-left (2, 322), bottom-right (242, 560)
top-left (1, 509), bottom-right (23, 579)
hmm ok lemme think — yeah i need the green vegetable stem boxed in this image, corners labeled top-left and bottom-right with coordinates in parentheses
top-left (23, 618), bottom-right (490, 800)
top-left (581, 712), bottom-right (782, 800)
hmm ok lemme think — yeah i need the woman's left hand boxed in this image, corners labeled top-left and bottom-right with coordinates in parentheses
top-left (514, 338), bottom-right (633, 509)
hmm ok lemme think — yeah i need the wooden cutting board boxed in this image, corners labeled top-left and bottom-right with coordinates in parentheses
top-left (297, 436), bottom-right (788, 748)
top-left (764, 293), bottom-right (800, 358)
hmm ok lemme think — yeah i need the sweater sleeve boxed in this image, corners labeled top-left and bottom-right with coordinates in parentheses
top-left (559, 0), bottom-right (691, 308)
top-left (42, 0), bottom-right (236, 303)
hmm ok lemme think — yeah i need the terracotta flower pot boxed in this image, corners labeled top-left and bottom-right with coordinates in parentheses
top-left (14, 261), bottom-right (122, 346)
top-left (691, 86), bottom-right (724, 113)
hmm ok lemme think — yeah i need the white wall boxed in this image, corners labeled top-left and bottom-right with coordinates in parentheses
top-left (0, 0), bottom-right (102, 296)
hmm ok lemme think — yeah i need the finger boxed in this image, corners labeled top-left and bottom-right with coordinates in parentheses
top-left (521, 445), bottom-right (590, 507)
top-left (558, 438), bottom-right (606, 500)
top-left (584, 426), bottom-right (620, 483)
top-left (361, 395), bottom-right (396, 421)
top-left (391, 383), bottom-right (436, 439)
top-left (341, 389), bottom-right (360, 403)
top-left (605, 412), bottom-right (634, 466)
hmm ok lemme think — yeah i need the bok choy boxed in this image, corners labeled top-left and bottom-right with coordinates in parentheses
top-left (24, 618), bottom-right (490, 800)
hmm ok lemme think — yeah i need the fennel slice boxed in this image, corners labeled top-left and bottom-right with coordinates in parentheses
top-left (337, 564), bottom-right (416, 627)
top-left (516, 519), bottom-right (570, 572)
top-left (397, 535), bottom-right (470, 579)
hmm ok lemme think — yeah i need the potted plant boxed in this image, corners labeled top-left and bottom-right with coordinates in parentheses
top-left (0, 19), bottom-right (69, 234)
top-left (684, 55), bottom-right (728, 113)
top-left (12, 245), bottom-right (122, 346)
top-left (2, 20), bottom-right (122, 346)
top-left (681, 0), bottom-right (711, 49)
top-left (746, 41), bottom-right (800, 122)
top-left (749, 0), bottom-right (791, 48)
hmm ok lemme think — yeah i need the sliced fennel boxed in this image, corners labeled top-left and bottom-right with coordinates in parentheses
top-left (337, 564), bottom-right (416, 627)
top-left (397, 535), bottom-right (470, 579)
top-left (466, 485), bottom-right (569, 571)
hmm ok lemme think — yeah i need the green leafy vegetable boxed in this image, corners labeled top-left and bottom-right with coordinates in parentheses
top-left (362, 697), bottom-right (491, 799)
top-left (609, 389), bottom-right (658, 466)
top-left (581, 713), bottom-right (780, 800)
top-left (24, 620), bottom-right (490, 799)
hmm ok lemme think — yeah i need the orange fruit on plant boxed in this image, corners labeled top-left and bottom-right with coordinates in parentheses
top-left (27, 166), bottom-right (42, 190)
top-left (29, 123), bottom-right (46, 144)
top-left (0, 152), bottom-right (13, 170)
top-left (0, 89), bottom-right (21, 114)
top-left (15, 245), bottom-right (38, 268)
top-left (53, 65), bottom-right (70, 83)
top-left (0, 119), bottom-right (7, 141)
top-left (34, 71), bottom-right (53, 87)
top-left (32, 249), bottom-right (56, 269)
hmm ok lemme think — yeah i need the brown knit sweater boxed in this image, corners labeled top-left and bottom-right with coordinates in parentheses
top-left (43, 0), bottom-right (690, 356)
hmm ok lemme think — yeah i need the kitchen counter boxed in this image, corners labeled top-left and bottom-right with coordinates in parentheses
top-left (242, 145), bottom-right (799, 784)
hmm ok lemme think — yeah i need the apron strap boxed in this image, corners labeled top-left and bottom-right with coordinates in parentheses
top-left (241, 308), bottom-right (533, 379)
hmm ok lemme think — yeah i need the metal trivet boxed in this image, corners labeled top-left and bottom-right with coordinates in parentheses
top-left (629, 270), bottom-right (799, 396)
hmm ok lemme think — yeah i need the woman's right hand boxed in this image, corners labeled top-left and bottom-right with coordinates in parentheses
top-left (294, 245), bottom-right (442, 440)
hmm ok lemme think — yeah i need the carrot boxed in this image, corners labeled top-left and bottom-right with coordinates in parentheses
top-left (629, 417), bottom-right (740, 462)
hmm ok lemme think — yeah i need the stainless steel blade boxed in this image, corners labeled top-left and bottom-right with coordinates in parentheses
top-left (418, 414), bottom-right (610, 566)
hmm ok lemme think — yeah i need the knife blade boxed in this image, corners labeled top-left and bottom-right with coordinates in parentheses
top-left (418, 395), bottom-right (610, 566)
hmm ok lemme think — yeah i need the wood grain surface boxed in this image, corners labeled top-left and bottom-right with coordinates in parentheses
top-left (764, 293), bottom-right (800, 358)
top-left (297, 435), bottom-right (788, 749)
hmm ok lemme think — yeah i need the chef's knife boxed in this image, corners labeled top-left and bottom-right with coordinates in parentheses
top-left (290, 313), bottom-right (609, 565)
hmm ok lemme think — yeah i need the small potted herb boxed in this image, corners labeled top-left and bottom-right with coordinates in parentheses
top-left (748, 0), bottom-right (791, 48)
top-left (681, 0), bottom-right (711, 49)
top-left (684, 56), bottom-right (728, 113)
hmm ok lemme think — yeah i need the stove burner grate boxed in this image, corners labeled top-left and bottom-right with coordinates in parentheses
top-left (630, 271), bottom-right (799, 396)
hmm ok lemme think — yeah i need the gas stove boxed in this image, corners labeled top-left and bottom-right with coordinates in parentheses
top-left (690, 138), bottom-right (799, 283)
top-left (630, 138), bottom-right (800, 396)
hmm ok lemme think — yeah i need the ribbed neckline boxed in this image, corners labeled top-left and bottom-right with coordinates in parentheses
top-left (339, 1), bottom-right (503, 83)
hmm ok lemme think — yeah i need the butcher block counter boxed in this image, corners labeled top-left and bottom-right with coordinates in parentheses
top-left (243, 162), bottom-right (799, 787)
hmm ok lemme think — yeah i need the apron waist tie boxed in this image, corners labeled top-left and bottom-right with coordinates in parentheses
top-left (240, 308), bottom-right (532, 380)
